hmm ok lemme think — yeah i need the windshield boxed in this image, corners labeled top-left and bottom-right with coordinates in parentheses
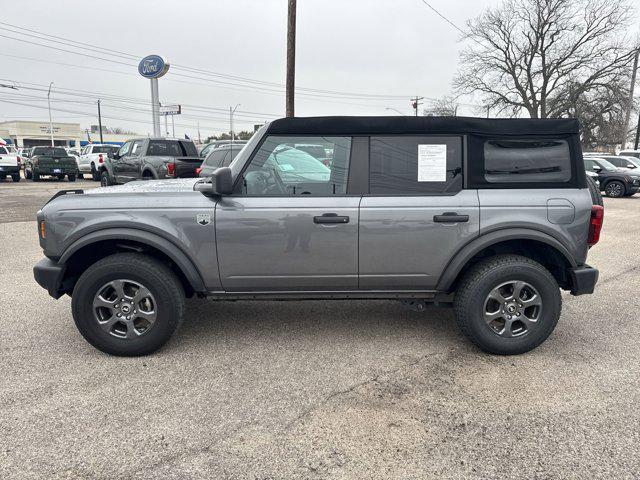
top-left (229, 124), bottom-right (269, 178)
top-left (268, 146), bottom-right (330, 174)
top-left (595, 158), bottom-right (617, 170)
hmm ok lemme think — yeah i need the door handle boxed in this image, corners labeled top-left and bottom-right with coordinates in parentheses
top-left (313, 213), bottom-right (350, 224)
top-left (433, 212), bottom-right (469, 223)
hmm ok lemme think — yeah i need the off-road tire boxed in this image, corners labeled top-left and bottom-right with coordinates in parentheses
top-left (0, 174), bottom-right (5, 180)
top-left (454, 254), bottom-right (561, 355)
top-left (32, 170), bottom-right (40, 182)
top-left (25, 168), bottom-right (32, 180)
top-left (68, 173), bottom-right (77, 182)
top-left (604, 180), bottom-right (625, 198)
top-left (11, 173), bottom-right (20, 182)
top-left (91, 164), bottom-right (100, 181)
top-left (586, 176), bottom-right (603, 206)
top-left (71, 253), bottom-right (185, 356)
top-left (78, 173), bottom-right (84, 179)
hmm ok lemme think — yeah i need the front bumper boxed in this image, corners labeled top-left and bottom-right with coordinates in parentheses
top-left (569, 264), bottom-right (599, 296)
top-left (0, 165), bottom-right (20, 174)
top-left (33, 257), bottom-right (67, 299)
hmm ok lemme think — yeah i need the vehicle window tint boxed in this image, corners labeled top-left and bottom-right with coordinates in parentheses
top-left (239, 136), bottom-right (351, 196)
top-left (179, 141), bottom-right (198, 156)
top-left (130, 140), bottom-right (144, 156)
top-left (584, 159), bottom-right (596, 170)
top-left (484, 139), bottom-right (571, 183)
top-left (93, 146), bottom-right (116, 154)
top-left (369, 136), bottom-right (462, 195)
top-left (0, 147), bottom-right (7, 155)
top-left (204, 149), bottom-right (227, 168)
top-left (117, 142), bottom-right (132, 157)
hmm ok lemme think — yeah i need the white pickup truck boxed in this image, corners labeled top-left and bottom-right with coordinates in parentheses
top-left (0, 144), bottom-right (21, 182)
top-left (78, 144), bottom-right (120, 181)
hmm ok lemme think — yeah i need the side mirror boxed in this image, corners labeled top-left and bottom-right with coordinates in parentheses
top-left (194, 167), bottom-right (234, 195)
top-left (592, 166), bottom-right (602, 172)
top-left (627, 164), bottom-right (636, 169)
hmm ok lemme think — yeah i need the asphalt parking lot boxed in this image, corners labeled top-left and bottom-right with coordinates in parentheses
top-left (1, 177), bottom-right (639, 479)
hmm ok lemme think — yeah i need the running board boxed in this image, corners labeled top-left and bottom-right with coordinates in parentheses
top-left (203, 290), bottom-right (440, 301)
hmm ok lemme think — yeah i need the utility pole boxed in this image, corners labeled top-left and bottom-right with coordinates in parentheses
top-left (411, 96), bottom-right (424, 117)
top-left (47, 82), bottom-right (54, 146)
top-left (230, 104), bottom-right (240, 145)
top-left (97, 99), bottom-right (104, 143)
top-left (286, 0), bottom-right (296, 117)
top-left (171, 115), bottom-right (175, 138)
top-left (197, 121), bottom-right (201, 144)
top-left (635, 110), bottom-right (640, 150)
top-left (622, 49), bottom-right (640, 149)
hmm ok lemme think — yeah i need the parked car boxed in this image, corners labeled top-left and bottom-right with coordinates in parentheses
top-left (197, 144), bottom-right (243, 177)
top-left (99, 138), bottom-right (201, 186)
top-left (24, 146), bottom-right (77, 182)
top-left (0, 144), bottom-right (21, 182)
top-left (594, 155), bottom-right (640, 170)
top-left (584, 156), bottom-right (640, 197)
top-left (618, 150), bottom-right (640, 159)
top-left (78, 144), bottom-right (120, 180)
top-left (199, 140), bottom-right (247, 158)
top-left (34, 116), bottom-right (601, 356)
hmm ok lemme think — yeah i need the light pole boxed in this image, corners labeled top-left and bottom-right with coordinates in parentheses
top-left (230, 104), bottom-right (240, 145)
top-left (385, 107), bottom-right (406, 116)
top-left (47, 82), bottom-right (54, 146)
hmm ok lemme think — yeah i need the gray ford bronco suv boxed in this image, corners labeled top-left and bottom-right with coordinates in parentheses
top-left (33, 116), bottom-right (602, 356)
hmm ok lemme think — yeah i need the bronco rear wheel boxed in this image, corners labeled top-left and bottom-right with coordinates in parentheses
top-left (454, 254), bottom-right (561, 355)
top-left (71, 253), bottom-right (185, 356)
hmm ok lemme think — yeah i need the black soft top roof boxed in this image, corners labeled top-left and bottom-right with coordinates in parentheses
top-left (266, 116), bottom-right (579, 136)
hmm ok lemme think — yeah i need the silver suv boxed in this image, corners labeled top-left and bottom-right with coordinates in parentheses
top-left (33, 116), bottom-right (602, 356)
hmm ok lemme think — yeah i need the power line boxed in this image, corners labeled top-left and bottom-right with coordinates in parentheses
top-left (0, 21), bottom-right (414, 100)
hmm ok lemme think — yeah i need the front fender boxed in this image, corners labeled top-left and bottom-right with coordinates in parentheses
top-left (59, 227), bottom-right (206, 292)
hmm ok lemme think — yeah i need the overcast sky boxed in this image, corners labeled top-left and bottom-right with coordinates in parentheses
top-left (0, 0), bottom-right (638, 139)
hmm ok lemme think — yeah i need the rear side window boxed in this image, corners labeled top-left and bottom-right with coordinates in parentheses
top-left (0, 147), bottom-right (7, 155)
top-left (369, 136), bottom-right (462, 195)
top-left (147, 140), bottom-right (198, 157)
top-left (484, 139), bottom-right (571, 183)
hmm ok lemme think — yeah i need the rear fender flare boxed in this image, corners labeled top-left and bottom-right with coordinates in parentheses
top-left (436, 228), bottom-right (577, 291)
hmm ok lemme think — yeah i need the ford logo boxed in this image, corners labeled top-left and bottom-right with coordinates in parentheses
top-left (138, 55), bottom-right (170, 79)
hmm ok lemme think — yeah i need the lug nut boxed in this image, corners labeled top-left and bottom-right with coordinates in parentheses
top-left (126, 315), bottom-right (131, 320)
top-left (116, 313), bottom-right (121, 317)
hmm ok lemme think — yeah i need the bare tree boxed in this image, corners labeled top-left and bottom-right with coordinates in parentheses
top-left (454, 0), bottom-right (639, 123)
top-left (424, 96), bottom-right (459, 116)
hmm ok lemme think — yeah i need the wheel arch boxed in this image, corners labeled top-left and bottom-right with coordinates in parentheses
top-left (437, 228), bottom-right (577, 292)
top-left (59, 228), bottom-right (206, 297)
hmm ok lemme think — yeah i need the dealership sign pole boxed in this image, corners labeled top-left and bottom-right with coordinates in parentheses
top-left (138, 55), bottom-right (170, 137)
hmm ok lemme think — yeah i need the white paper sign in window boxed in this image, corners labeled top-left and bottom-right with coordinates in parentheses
top-left (417, 144), bottom-right (447, 182)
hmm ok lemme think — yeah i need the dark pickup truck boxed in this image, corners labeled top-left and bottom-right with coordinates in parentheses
top-left (99, 138), bottom-right (201, 186)
top-left (24, 147), bottom-right (77, 182)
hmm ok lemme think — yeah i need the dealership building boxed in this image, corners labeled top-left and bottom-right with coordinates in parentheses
top-left (0, 120), bottom-right (132, 148)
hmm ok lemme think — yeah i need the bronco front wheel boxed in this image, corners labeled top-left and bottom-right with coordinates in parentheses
top-left (71, 253), bottom-right (185, 356)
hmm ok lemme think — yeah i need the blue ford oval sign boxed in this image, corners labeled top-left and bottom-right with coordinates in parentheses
top-left (138, 55), bottom-right (170, 79)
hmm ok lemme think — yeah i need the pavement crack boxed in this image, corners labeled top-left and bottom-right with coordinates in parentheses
top-left (284, 352), bottom-right (438, 430)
